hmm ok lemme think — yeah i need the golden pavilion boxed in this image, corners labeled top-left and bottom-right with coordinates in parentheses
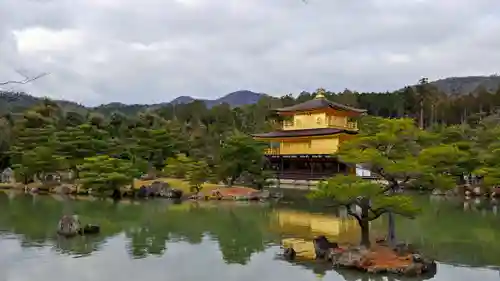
top-left (252, 91), bottom-right (366, 180)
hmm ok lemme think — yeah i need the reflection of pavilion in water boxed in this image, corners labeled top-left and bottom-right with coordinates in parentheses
top-left (269, 209), bottom-right (387, 280)
top-left (269, 208), bottom-right (440, 281)
top-left (270, 207), bottom-right (363, 263)
top-left (271, 208), bottom-right (360, 243)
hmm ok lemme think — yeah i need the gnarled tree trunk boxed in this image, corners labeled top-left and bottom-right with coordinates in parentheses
top-left (348, 201), bottom-right (372, 248)
top-left (360, 219), bottom-right (370, 248)
top-left (387, 212), bottom-right (396, 247)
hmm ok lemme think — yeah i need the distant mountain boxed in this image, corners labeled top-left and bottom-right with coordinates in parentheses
top-left (169, 90), bottom-right (266, 108)
top-left (0, 92), bottom-right (88, 116)
top-left (428, 75), bottom-right (500, 95)
top-left (0, 90), bottom-right (267, 116)
top-left (170, 96), bottom-right (195, 105)
top-left (2, 76), bottom-right (500, 116)
top-left (92, 102), bottom-right (156, 116)
top-left (213, 90), bottom-right (266, 107)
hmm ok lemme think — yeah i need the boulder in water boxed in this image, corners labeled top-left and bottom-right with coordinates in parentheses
top-left (149, 181), bottom-right (170, 196)
top-left (166, 188), bottom-right (183, 199)
top-left (78, 224), bottom-right (100, 235)
top-left (137, 185), bottom-right (149, 198)
top-left (57, 215), bottom-right (100, 237)
top-left (283, 247), bottom-right (296, 261)
top-left (313, 235), bottom-right (338, 260)
top-left (57, 215), bottom-right (81, 237)
top-left (53, 184), bottom-right (73, 194)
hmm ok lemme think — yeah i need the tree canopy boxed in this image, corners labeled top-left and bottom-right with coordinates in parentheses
top-left (338, 116), bottom-right (467, 191)
top-left (309, 175), bottom-right (419, 247)
top-left (78, 155), bottom-right (146, 194)
top-left (2, 99), bottom-right (271, 191)
top-left (2, 83), bottom-right (500, 195)
top-left (310, 116), bottom-right (500, 247)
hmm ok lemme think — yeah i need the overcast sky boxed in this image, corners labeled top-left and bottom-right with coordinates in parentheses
top-left (0, 0), bottom-right (499, 106)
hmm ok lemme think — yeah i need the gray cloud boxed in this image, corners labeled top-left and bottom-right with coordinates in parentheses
top-left (0, 0), bottom-right (499, 106)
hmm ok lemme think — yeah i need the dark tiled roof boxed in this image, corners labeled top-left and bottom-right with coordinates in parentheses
top-left (252, 128), bottom-right (357, 138)
top-left (276, 98), bottom-right (366, 113)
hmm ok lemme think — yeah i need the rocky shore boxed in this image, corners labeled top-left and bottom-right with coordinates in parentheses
top-left (0, 180), bottom-right (281, 202)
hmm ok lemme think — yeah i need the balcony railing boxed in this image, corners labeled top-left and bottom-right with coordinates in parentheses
top-left (283, 121), bottom-right (294, 130)
top-left (265, 147), bottom-right (280, 155)
top-left (327, 120), bottom-right (357, 130)
top-left (264, 145), bottom-right (338, 155)
top-left (282, 120), bottom-right (358, 130)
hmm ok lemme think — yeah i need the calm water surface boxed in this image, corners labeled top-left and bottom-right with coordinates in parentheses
top-left (0, 191), bottom-right (499, 281)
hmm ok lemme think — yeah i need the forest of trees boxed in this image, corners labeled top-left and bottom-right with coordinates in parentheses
top-left (2, 77), bottom-right (500, 194)
top-left (0, 98), bottom-right (273, 193)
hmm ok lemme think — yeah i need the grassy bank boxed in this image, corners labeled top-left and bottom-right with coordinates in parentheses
top-left (1, 177), bottom-right (258, 198)
top-left (0, 178), bottom-right (221, 193)
top-left (133, 177), bottom-right (256, 194)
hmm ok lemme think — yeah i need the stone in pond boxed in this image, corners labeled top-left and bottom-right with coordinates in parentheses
top-left (78, 224), bottom-right (100, 235)
top-left (137, 185), bottom-right (149, 198)
top-left (53, 184), bottom-right (73, 194)
top-left (313, 235), bottom-right (339, 260)
top-left (149, 181), bottom-right (170, 197)
top-left (57, 215), bottom-right (81, 237)
top-left (283, 247), bottom-right (296, 261)
top-left (166, 188), bottom-right (183, 199)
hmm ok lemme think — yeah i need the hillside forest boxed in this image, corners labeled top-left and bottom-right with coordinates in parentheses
top-left (2, 77), bottom-right (500, 194)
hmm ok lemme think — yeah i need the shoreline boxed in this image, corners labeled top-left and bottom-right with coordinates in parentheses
top-left (2, 179), bottom-right (499, 201)
top-left (0, 177), bottom-right (276, 202)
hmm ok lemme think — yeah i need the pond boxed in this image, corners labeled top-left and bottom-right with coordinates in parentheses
top-left (0, 191), bottom-right (499, 281)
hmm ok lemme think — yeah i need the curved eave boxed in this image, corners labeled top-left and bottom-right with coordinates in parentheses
top-left (252, 128), bottom-right (358, 141)
top-left (276, 108), bottom-right (367, 114)
top-left (274, 98), bottom-right (367, 115)
top-left (253, 134), bottom-right (343, 142)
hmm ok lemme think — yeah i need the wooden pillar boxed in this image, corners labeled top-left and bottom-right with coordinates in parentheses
top-left (308, 156), bottom-right (313, 188)
top-left (276, 157), bottom-right (281, 189)
top-left (309, 155), bottom-right (314, 178)
top-left (280, 156), bottom-right (284, 183)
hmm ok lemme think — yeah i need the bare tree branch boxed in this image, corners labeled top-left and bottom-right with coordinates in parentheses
top-left (0, 72), bottom-right (49, 87)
